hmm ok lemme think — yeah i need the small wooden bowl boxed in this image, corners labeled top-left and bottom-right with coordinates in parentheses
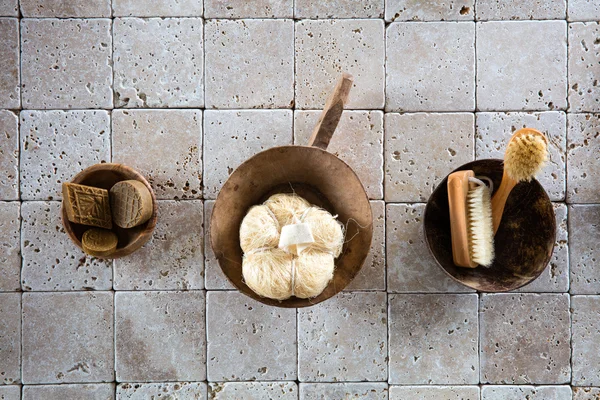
top-left (61, 163), bottom-right (158, 259)
top-left (424, 159), bottom-right (556, 292)
top-left (210, 74), bottom-right (373, 308)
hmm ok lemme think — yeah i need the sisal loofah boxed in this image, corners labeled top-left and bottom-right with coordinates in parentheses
top-left (239, 205), bottom-right (280, 253)
top-left (302, 207), bottom-right (344, 257)
top-left (264, 193), bottom-right (311, 226)
top-left (239, 193), bottom-right (344, 300)
top-left (294, 250), bottom-right (335, 298)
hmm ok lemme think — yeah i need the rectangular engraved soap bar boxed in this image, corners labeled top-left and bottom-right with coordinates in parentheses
top-left (62, 182), bottom-right (112, 229)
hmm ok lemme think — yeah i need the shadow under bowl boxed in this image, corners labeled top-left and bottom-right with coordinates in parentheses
top-left (62, 163), bottom-right (158, 259)
top-left (424, 159), bottom-right (556, 292)
top-left (210, 146), bottom-right (373, 308)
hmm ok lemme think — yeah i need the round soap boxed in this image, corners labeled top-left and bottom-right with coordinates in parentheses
top-left (110, 180), bottom-right (153, 228)
top-left (82, 228), bottom-right (118, 258)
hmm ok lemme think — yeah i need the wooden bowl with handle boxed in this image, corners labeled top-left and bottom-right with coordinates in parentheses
top-left (424, 159), bottom-right (556, 292)
top-left (210, 73), bottom-right (373, 308)
top-left (62, 163), bottom-right (158, 259)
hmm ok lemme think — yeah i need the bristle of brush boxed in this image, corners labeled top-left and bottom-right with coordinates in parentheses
top-left (467, 184), bottom-right (494, 267)
top-left (504, 133), bottom-right (548, 182)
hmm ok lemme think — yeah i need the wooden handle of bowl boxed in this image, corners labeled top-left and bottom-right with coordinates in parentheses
top-left (448, 170), bottom-right (478, 268)
top-left (308, 72), bottom-right (354, 150)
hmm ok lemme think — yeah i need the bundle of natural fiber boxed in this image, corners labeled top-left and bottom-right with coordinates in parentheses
top-left (240, 193), bottom-right (344, 300)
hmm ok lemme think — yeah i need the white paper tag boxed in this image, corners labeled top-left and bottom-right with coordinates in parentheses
top-left (278, 222), bottom-right (315, 255)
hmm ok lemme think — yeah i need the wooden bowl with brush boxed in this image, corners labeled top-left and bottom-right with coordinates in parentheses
top-left (424, 158), bottom-right (555, 292)
top-left (210, 73), bottom-right (373, 308)
top-left (62, 163), bottom-right (158, 259)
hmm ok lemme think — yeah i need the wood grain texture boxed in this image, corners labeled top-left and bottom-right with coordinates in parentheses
top-left (308, 72), bottom-right (353, 150)
top-left (447, 170), bottom-right (477, 268)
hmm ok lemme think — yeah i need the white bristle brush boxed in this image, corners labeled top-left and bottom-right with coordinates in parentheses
top-left (448, 170), bottom-right (495, 268)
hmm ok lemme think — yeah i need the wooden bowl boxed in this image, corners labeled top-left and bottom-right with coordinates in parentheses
top-left (424, 159), bottom-right (556, 292)
top-left (210, 74), bottom-right (373, 308)
top-left (210, 146), bottom-right (373, 308)
top-left (62, 163), bottom-right (158, 259)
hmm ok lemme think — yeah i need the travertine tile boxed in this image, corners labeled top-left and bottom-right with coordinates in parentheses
top-left (20, 0), bottom-right (111, 17)
top-left (0, 111), bottom-right (18, 200)
top-left (384, 113), bottom-right (474, 202)
top-left (23, 384), bottom-right (115, 399)
top-left (112, 0), bottom-right (203, 16)
top-left (0, 0), bottom-right (18, 16)
top-left (481, 386), bottom-right (572, 399)
top-left (515, 203), bottom-right (568, 293)
top-left (22, 292), bottom-right (114, 384)
top-left (114, 200), bottom-right (204, 290)
top-left (573, 296), bottom-right (600, 385)
top-left (569, 23), bottom-right (600, 112)
top-left (21, 19), bottom-right (112, 109)
top-left (480, 293), bottom-right (571, 384)
top-left (569, 205), bottom-right (600, 293)
top-left (203, 110), bottom-right (292, 199)
top-left (476, 0), bottom-right (566, 20)
top-left (0, 293), bottom-right (20, 385)
top-left (209, 383), bottom-right (297, 399)
top-left (113, 110), bottom-right (202, 200)
top-left (300, 383), bottom-right (388, 399)
top-left (476, 21), bottom-right (567, 111)
top-left (298, 292), bottom-right (387, 382)
top-left (203, 200), bottom-right (234, 290)
top-left (346, 200), bottom-right (385, 291)
top-left (475, 111), bottom-right (567, 201)
top-left (568, 0), bottom-right (600, 21)
top-left (205, 20), bottom-right (294, 109)
top-left (115, 291), bottom-right (206, 382)
top-left (114, 18), bottom-right (203, 108)
top-left (295, 19), bottom-right (385, 109)
top-left (115, 291), bottom-right (205, 382)
top-left (117, 382), bottom-right (206, 399)
top-left (574, 387), bottom-right (600, 399)
top-left (389, 386), bottom-right (480, 400)
top-left (294, 110), bottom-right (384, 199)
top-left (388, 294), bottom-right (479, 384)
top-left (206, 0), bottom-right (293, 18)
top-left (385, 0), bottom-right (473, 21)
top-left (387, 204), bottom-right (472, 293)
top-left (0, 19), bottom-right (19, 109)
top-left (20, 110), bottom-right (110, 201)
top-left (206, 291), bottom-right (297, 381)
top-left (0, 387), bottom-right (20, 400)
top-left (295, 0), bottom-right (383, 18)
top-left (567, 114), bottom-right (600, 203)
top-left (386, 22), bottom-right (475, 112)
top-left (0, 202), bottom-right (20, 292)
top-left (21, 201), bottom-right (112, 291)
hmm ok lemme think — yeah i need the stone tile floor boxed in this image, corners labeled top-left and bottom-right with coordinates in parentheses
top-left (0, 0), bottom-right (599, 399)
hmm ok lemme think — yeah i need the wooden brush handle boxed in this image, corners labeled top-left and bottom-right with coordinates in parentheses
top-left (491, 169), bottom-right (518, 234)
top-left (308, 72), bottom-right (354, 150)
top-left (448, 170), bottom-right (477, 268)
